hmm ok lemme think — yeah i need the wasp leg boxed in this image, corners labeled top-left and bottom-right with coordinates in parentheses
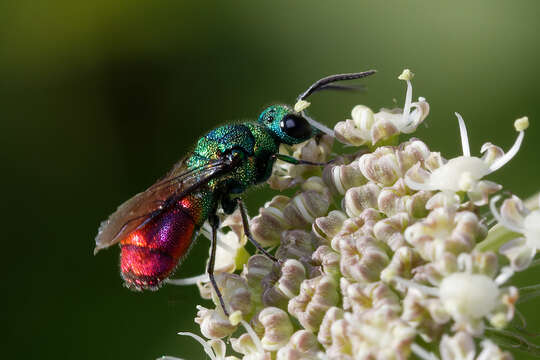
top-left (274, 153), bottom-right (334, 166)
top-left (235, 198), bottom-right (278, 263)
top-left (207, 212), bottom-right (230, 317)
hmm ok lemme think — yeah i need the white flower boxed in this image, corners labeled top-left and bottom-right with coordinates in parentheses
top-left (491, 194), bottom-right (540, 270)
top-left (439, 332), bottom-right (512, 360)
top-left (405, 115), bottom-right (527, 203)
top-left (395, 251), bottom-right (515, 336)
top-left (164, 332), bottom-right (240, 360)
top-left (163, 70), bottom-right (534, 360)
top-left (334, 69), bottom-right (429, 146)
top-left (439, 272), bottom-right (499, 330)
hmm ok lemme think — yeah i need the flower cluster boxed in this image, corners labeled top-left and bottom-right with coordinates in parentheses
top-left (163, 70), bottom-right (537, 360)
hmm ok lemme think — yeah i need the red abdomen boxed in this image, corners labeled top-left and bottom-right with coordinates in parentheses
top-left (120, 199), bottom-right (197, 290)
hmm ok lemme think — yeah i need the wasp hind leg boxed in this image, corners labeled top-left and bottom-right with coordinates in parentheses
top-left (207, 212), bottom-right (230, 317)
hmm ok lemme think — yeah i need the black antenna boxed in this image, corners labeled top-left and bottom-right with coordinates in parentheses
top-left (297, 70), bottom-right (377, 102)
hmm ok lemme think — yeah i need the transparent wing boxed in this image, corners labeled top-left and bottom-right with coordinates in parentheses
top-left (94, 156), bottom-right (228, 253)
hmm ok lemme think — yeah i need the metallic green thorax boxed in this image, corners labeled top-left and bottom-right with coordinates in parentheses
top-left (185, 105), bottom-right (313, 220)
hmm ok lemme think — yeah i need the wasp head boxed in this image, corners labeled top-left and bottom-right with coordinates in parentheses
top-left (258, 105), bottom-right (315, 145)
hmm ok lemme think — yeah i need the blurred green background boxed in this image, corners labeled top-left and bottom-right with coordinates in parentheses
top-left (2, 1), bottom-right (540, 359)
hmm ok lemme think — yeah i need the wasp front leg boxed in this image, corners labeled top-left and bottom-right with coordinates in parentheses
top-left (274, 153), bottom-right (335, 166)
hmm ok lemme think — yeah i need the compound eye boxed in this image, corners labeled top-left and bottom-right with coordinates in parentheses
top-left (279, 114), bottom-right (312, 139)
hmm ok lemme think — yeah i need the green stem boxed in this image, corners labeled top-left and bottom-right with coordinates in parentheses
top-left (474, 224), bottom-right (520, 253)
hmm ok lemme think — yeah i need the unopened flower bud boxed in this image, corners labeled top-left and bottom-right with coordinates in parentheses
top-left (195, 305), bottom-right (237, 339)
top-left (373, 213), bottom-right (409, 251)
top-left (276, 230), bottom-right (318, 265)
top-left (276, 259), bottom-right (306, 299)
top-left (318, 307), bottom-right (344, 347)
top-left (288, 275), bottom-right (339, 331)
top-left (312, 245), bottom-right (341, 278)
top-left (343, 183), bottom-right (380, 217)
top-left (214, 273), bottom-right (252, 317)
top-left (359, 147), bottom-right (402, 186)
top-left (284, 189), bottom-right (330, 229)
top-left (337, 234), bottom-right (390, 283)
top-left (323, 158), bottom-right (368, 195)
top-left (276, 330), bottom-right (320, 360)
top-left (259, 307), bottom-right (294, 351)
top-left (313, 210), bottom-right (348, 241)
top-left (380, 246), bottom-right (423, 286)
top-left (250, 195), bottom-right (292, 247)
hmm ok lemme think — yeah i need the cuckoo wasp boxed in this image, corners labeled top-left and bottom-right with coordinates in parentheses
top-left (95, 70), bottom-right (376, 315)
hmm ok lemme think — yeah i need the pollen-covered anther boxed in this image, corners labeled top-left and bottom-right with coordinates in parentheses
top-left (293, 99), bottom-right (311, 113)
top-left (276, 330), bottom-right (320, 360)
top-left (288, 275), bottom-right (339, 332)
top-left (514, 116), bottom-right (529, 131)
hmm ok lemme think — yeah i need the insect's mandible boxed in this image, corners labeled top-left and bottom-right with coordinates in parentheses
top-left (95, 70), bottom-right (376, 316)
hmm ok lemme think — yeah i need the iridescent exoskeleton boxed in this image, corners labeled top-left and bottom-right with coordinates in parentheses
top-left (95, 70), bottom-right (376, 315)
